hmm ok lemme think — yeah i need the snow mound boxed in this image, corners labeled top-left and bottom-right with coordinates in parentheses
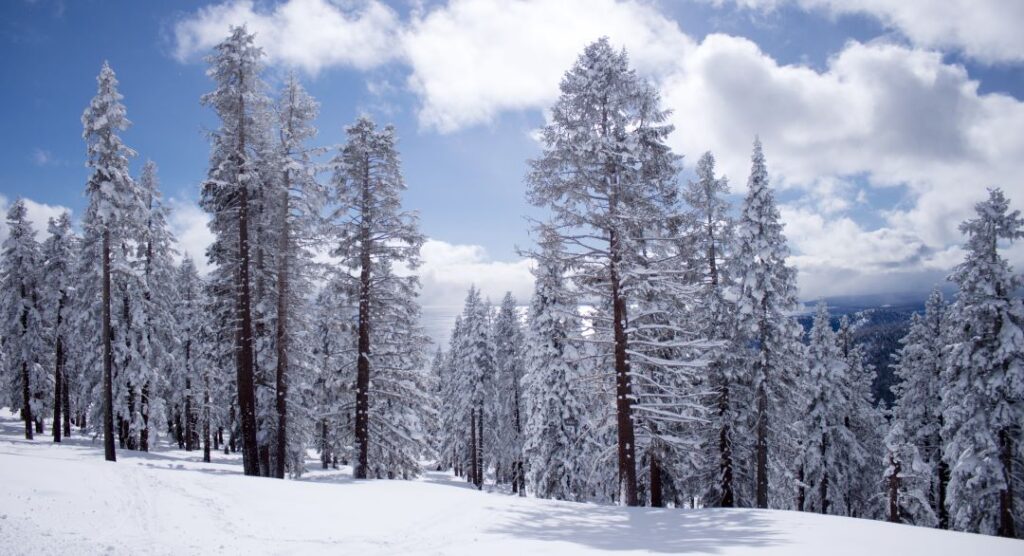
top-left (0, 412), bottom-right (1020, 555)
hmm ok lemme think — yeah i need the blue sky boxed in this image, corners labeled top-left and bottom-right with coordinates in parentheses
top-left (1, 0), bottom-right (1022, 307)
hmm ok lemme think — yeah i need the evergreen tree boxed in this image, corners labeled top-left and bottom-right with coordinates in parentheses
top-left (1, 200), bottom-right (45, 440)
top-left (887, 288), bottom-right (950, 526)
top-left (683, 151), bottom-right (744, 507)
top-left (199, 26), bottom-right (269, 476)
top-left (942, 188), bottom-right (1024, 538)
top-left (732, 137), bottom-right (805, 509)
top-left (523, 231), bottom-right (586, 500)
top-left (80, 62), bottom-right (141, 462)
top-left (330, 115), bottom-right (426, 479)
top-left (526, 38), bottom-right (680, 506)
top-left (40, 212), bottom-right (76, 442)
top-left (269, 75), bottom-right (326, 478)
top-left (492, 292), bottom-right (526, 494)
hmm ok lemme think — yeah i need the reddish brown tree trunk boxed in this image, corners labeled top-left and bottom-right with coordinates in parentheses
top-left (102, 229), bottom-right (115, 461)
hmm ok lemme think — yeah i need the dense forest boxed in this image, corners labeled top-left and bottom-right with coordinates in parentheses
top-left (2, 28), bottom-right (1022, 540)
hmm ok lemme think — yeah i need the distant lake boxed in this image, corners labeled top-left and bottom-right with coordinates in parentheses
top-left (420, 305), bottom-right (461, 349)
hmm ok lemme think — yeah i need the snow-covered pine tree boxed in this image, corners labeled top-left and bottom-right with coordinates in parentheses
top-left (269, 74), bottom-right (326, 478)
top-left (80, 62), bottom-right (141, 462)
top-left (40, 212), bottom-right (76, 442)
top-left (309, 286), bottom-right (354, 470)
top-left (174, 257), bottom-right (204, 457)
top-left (682, 151), bottom-right (744, 507)
top-left (330, 115), bottom-right (426, 479)
top-left (799, 302), bottom-right (866, 516)
top-left (492, 292), bottom-right (526, 494)
top-left (886, 288), bottom-right (948, 526)
top-left (526, 37), bottom-right (680, 506)
top-left (732, 137), bottom-right (805, 509)
top-left (523, 230), bottom-right (586, 501)
top-left (835, 315), bottom-right (885, 518)
top-left (439, 315), bottom-right (468, 477)
top-left (451, 287), bottom-right (496, 489)
top-left (128, 160), bottom-right (177, 452)
top-left (199, 26), bottom-right (270, 476)
top-left (942, 188), bottom-right (1024, 538)
top-left (1, 200), bottom-right (45, 440)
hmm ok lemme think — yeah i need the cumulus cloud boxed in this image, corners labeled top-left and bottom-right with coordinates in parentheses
top-left (0, 195), bottom-right (72, 243)
top-left (401, 0), bottom-right (693, 131)
top-left (167, 197), bottom-right (215, 275)
top-left (172, 0), bottom-right (401, 74)
top-left (418, 238), bottom-right (534, 307)
top-left (169, 0), bottom-right (1024, 298)
top-left (713, 0), bottom-right (1024, 64)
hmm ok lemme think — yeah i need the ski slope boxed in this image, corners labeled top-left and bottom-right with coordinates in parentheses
top-left (0, 412), bottom-right (1020, 555)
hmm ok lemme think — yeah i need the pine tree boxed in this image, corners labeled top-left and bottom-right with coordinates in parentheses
top-left (732, 138), bottom-right (805, 509)
top-left (492, 292), bottom-right (526, 494)
top-left (174, 257), bottom-right (212, 461)
top-left (40, 212), bottom-right (76, 442)
top-left (269, 74), bottom-right (326, 478)
top-left (888, 288), bottom-right (950, 526)
top-left (942, 188), bottom-right (1024, 538)
top-left (330, 115), bottom-right (426, 479)
top-left (684, 152), bottom-right (744, 507)
top-left (526, 38), bottom-right (680, 506)
top-left (523, 231), bottom-right (586, 500)
top-left (1, 200), bottom-right (45, 440)
top-left (81, 62), bottom-right (141, 462)
top-left (836, 315), bottom-right (885, 518)
top-left (199, 26), bottom-right (269, 476)
top-left (451, 287), bottom-right (496, 489)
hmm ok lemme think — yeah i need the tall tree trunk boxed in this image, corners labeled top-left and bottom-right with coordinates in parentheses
top-left (936, 459), bottom-right (949, 529)
top-left (235, 163), bottom-right (260, 477)
top-left (21, 362), bottom-right (33, 441)
top-left (650, 454), bottom-right (664, 507)
top-left (101, 229), bottom-right (116, 462)
top-left (887, 454), bottom-right (901, 523)
top-left (755, 379), bottom-right (768, 508)
top-left (354, 158), bottom-right (373, 480)
top-left (140, 382), bottom-right (150, 452)
top-left (470, 411), bottom-right (478, 488)
top-left (796, 464), bottom-right (805, 512)
top-left (202, 372), bottom-right (212, 464)
top-left (609, 229), bottom-right (638, 507)
top-left (998, 427), bottom-right (1017, 538)
top-left (185, 378), bottom-right (194, 451)
top-left (719, 382), bottom-right (734, 507)
top-left (274, 185), bottom-right (290, 480)
top-left (53, 296), bottom-right (64, 443)
top-left (819, 435), bottom-right (828, 514)
top-left (476, 407), bottom-right (484, 489)
top-left (61, 364), bottom-right (71, 438)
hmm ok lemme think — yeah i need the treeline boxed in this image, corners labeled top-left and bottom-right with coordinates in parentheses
top-left (431, 38), bottom-right (1023, 539)
top-left (1, 30), bottom-right (1020, 541)
top-left (1, 26), bottom-right (432, 480)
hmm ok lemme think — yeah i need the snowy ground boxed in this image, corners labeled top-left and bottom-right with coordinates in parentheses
top-left (0, 412), bottom-right (1020, 555)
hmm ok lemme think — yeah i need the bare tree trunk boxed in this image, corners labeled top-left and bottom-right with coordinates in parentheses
top-left (610, 229), bottom-right (638, 506)
top-left (53, 296), bottom-right (64, 443)
top-left (755, 379), bottom-right (768, 508)
top-left (819, 435), bottom-right (828, 514)
top-left (796, 464), bottom-right (805, 512)
top-left (140, 382), bottom-right (150, 452)
top-left (61, 365), bottom-right (71, 438)
top-left (719, 382), bottom-right (734, 507)
top-left (202, 371), bottom-right (211, 464)
top-left (998, 427), bottom-right (1017, 538)
top-left (235, 167), bottom-right (260, 476)
top-left (102, 229), bottom-right (116, 461)
top-left (470, 411), bottom-right (478, 488)
top-left (887, 454), bottom-right (901, 523)
top-left (354, 156), bottom-right (373, 480)
top-left (274, 184), bottom-right (290, 480)
top-left (650, 454), bottom-right (664, 507)
top-left (936, 459), bottom-right (949, 529)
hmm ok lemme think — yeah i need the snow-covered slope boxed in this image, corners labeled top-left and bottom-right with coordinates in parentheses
top-left (0, 412), bottom-right (1020, 556)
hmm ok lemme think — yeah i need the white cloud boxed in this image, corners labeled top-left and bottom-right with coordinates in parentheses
top-left (401, 0), bottom-right (693, 131)
top-left (658, 35), bottom-right (1024, 296)
top-left (712, 0), bottom-right (1024, 64)
top-left (169, 0), bottom-right (1024, 298)
top-left (31, 148), bottom-right (57, 167)
top-left (167, 197), bottom-right (215, 275)
top-left (418, 238), bottom-right (533, 307)
top-left (0, 195), bottom-right (72, 243)
top-left (173, 0), bottom-right (401, 74)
